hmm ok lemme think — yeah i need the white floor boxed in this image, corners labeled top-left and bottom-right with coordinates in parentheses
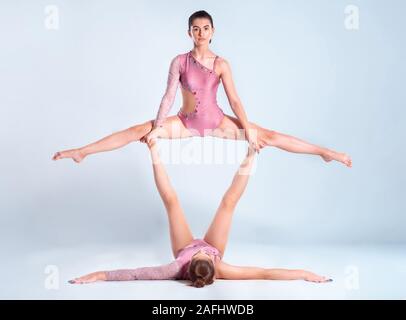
top-left (3, 242), bottom-right (406, 299)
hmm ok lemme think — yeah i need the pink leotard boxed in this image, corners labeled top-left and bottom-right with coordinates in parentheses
top-left (105, 239), bottom-right (222, 281)
top-left (153, 51), bottom-right (225, 136)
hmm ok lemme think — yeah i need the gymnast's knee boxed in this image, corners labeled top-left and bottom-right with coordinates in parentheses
top-left (128, 120), bottom-right (153, 141)
top-left (263, 129), bottom-right (277, 146)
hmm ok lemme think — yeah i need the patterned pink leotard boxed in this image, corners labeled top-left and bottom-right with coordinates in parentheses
top-left (153, 51), bottom-right (225, 136)
top-left (105, 239), bottom-right (222, 281)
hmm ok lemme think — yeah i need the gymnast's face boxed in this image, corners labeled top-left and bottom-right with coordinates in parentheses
top-left (192, 249), bottom-right (216, 264)
top-left (188, 18), bottom-right (215, 46)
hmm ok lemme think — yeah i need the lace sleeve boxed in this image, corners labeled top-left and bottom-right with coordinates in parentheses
top-left (153, 55), bottom-right (181, 129)
top-left (104, 260), bottom-right (181, 281)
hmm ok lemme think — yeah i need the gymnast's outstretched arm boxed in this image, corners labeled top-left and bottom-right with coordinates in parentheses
top-left (215, 261), bottom-right (333, 283)
top-left (68, 260), bottom-right (183, 284)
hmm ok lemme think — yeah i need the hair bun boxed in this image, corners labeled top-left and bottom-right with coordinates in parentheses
top-left (193, 277), bottom-right (205, 288)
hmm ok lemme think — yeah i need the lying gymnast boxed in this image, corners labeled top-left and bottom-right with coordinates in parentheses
top-left (69, 141), bottom-right (332, 287)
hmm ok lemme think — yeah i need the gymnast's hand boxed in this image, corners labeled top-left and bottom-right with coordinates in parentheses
top-left (68, 271), bottom-right (107, 284)
top-left (141, 135), bottom-right (161, 164)
top-left (141, 127), bottom-right (164, 145)
top-left (139, 134), bottom-right (157, 149)
top-left (302, 271), bottom-right (333, 283)
top-left (246, 127), bottom-right (260, 154)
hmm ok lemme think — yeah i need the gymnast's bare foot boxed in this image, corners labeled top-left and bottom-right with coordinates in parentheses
top-left (321, 150), bottom-right (352, 167)
top-left (52, 148), bottom-right (86, 163)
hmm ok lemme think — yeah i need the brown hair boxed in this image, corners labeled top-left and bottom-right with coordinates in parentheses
top-left (188, 10), bottom-right (214, 44)
top-left (188, 258), bottom-right (215, 288)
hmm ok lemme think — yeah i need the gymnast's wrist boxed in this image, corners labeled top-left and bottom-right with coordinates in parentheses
top-left (98, 271), bottom-right (108, 281)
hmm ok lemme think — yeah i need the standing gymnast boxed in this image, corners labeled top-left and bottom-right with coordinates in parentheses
top-left (52, 10), bottom-right (352, 168)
